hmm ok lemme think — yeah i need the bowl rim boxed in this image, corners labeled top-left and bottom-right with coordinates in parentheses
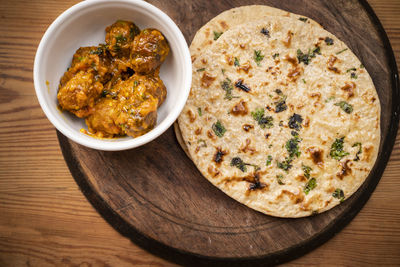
top-left (33, 0), bottom-right (192, 151)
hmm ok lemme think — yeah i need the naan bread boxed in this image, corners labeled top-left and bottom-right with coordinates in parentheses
top-left (176, 5), bottom-right (322, 157)
top-left (178, 16), bottom-right (380, 217)
top-left (190, 5), bottom-right (322, 62)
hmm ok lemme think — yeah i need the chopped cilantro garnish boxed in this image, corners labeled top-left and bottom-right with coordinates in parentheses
top-left (276, 174), bottom-right (285, 185)
top-left (266, 155), bottom-right (273, 166)
top-left (304, 178), bottom-right (317, 194)
top-left (330, 137), bottom-right (350, 160)
top-left (277, 134), bottom-right (302, 172)
top-left (352, 142), bottom-right (362, 161)
top-left (335, 101), bottom-right (353, 114)
top-left (272, 53), bottom-right (280, 59)
top-left (221, 78), bottom-right (237, 100)
top-left (351, 72), bottom-right (358, 79)
top-left (313, 46), bottom-right (321, 55)
top-left (297, 49), bottom-right (309, 64)
top-left (336, 48), bottom-right (348, 55)
top-left (196, 68), bottom-right (206, 72)
top-left (197, 107), bottom-right (202, 116)
top-left (302, 164), bottom-right (312, 179)
top-left (254, 50), bottom-right (264, 66)
top-left (297, 48), bottom-right (320, 65)
top-left (234, 57), bottom-right (240, 66)
top-left (251, 108), bottom-right (264, 121)
top-left (346, 68), bottom-right (357, 73)
top-left (213, 31), bottom-right (223, 40)
top-left (275, 100), bottom-right (287, 113)
top-left (299, 17), bottom-right (308, 22)
top-left (101, 90), bottom-right (109, 97)
top-left (325, 37), bottom-right (334, 45)
top-left (230, 158), bottom-right (259, 173)
top-left (212, 120), bottom-right (226, 137)
top-left (90, 45), bottom-right (106, 55)
top-left (115, 34), bottom-right (127, 44)
top-left (260, 28), bottom-right (270, 37)
top-left (286, 136), bottom-right (301, 158)
top-left (288, 113), bottom-right (303, 130)
top-left (332, 188), bottom-right (345, 202)
top-left (277, 159), bottom-right (293, 172)
top-left (274, 89), bottom-right (287, 113)
top-left (251, 108), bottom-right (273, 129)
top-left (231, 157), bottom-right (247, 172)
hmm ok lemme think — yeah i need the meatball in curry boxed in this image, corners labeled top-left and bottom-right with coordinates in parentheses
top-left (57, 71), bottom-right (103, 118)
top-left (57, 45), bottom-right (111, 117)
top-left (86, 74), bottom-right (163, 138)
top-left (59, 45), bottom-right (110, 87)
top-left (130, 28), bottom-right (170, 74)
top-left (105, 20), bottom-right (140, 58)
top-left (57, 20), bottom-right (169, 138)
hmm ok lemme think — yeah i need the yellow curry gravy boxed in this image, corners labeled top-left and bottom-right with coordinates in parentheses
top-left (57, 20), bottom-right (169, 138)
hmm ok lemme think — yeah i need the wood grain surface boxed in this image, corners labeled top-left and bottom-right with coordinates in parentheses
top-left (0, 0), bottom-right (399, 266)
top-left (54, 0), bottom-right (398, 264)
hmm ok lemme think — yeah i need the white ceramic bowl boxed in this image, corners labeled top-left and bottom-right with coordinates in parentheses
top-left (34, 0), bottom-right (191, 151)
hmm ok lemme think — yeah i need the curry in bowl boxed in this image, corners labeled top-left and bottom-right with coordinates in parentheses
top-left (57, 20), bottom-right (169, 138)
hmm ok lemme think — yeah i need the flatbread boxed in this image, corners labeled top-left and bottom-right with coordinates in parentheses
top-left (174, 121), bottom-right (190, 158)
top-left (190, 5), bottom-right (321, 62)
top-left (178, 16), bottom-right (380, 217)
top-left (175, 5), bottom-right (321, 156)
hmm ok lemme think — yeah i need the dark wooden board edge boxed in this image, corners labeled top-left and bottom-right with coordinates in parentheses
top-left (57, 0), bottom-right (400, 265)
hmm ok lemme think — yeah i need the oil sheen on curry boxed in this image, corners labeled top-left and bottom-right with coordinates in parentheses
top-left (57, 20), bottom-right (169, 138)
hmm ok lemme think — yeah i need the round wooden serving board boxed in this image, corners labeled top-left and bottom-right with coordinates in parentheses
top-left (58, 0), bottom-right (400, 265)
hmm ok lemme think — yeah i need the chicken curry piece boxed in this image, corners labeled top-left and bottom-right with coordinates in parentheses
top-left (57, 20), bottom-right (169, 138)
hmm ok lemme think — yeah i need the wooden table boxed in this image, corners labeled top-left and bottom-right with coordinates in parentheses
top-left (0, 0), bottom-right (399, 266)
